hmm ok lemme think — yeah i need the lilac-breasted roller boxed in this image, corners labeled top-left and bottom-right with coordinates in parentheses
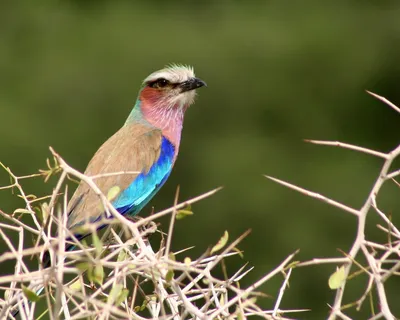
top-left (9, 65), bottom-right (206, 318)
top-left (66, 64), bottom-right (206, 241)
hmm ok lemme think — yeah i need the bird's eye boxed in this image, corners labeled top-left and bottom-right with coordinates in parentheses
top-left (157, 78), bottom-right (169, 87)
top-left (149, 78), bottom-right (170, 88)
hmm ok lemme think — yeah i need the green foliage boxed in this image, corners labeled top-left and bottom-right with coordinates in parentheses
top-left (22, 285), bottom-right (40, 302)
top-left (210, 230), bottom-right (229, 254)
top-left (176, 204), bottom-right (193, 220)
top-left (328, 265), bottom-right (346, 290)
top-left (93, 264), bottom-right (104, 286)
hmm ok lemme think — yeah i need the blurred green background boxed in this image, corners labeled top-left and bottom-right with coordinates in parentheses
top-left (1, 1), bottom-right (400, 319)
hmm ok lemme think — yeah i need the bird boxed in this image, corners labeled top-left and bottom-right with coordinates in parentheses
top-left (8, 64), bottom-right (206, 318)
top-left (66, 64), bottom-right (206, 246)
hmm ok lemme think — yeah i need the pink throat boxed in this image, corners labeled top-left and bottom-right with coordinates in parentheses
top-left (140, 100), bottom-right (185, 149)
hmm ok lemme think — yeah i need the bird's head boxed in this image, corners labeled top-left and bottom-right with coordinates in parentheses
top-left (128, 64), bottom-right (206, 146)
top-left (139, 64), bottom-right (207, 111)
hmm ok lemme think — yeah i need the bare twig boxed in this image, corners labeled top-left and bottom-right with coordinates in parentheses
top-left (268, 92), bottom-right (399, 320)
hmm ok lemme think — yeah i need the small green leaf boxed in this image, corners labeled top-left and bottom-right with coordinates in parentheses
top-left (76, 262), bottom-right (90, 273)
top-left (139, 297), bottom-right (150, 311)
top-left (24, 194), bottom-right (37, 201)
top-left (329, 265), bottom-right (346, 289)
top-left (219, 292), bottom-right (226, 305)
top-left (184, 257), bottom-right (191, 266)
top-left (41, 202), bottom-right (50, 222)
top-left (13, 209), bottom-right (33, 215)
top-left (107, 186), bottom-right (121, 202)
top-left (237, 307), bottom-right (245, 320)
top-left (168, 252), bottom-right (176, 261)
top-left (176, 205), bottom-right (193, 220)
top-left (117, 249), bottom-right (128, 262)
top-left (233, 247), bottom-right (244, 259)
top-left (70, 279), bottom-right (82, 291)
top-left (35, 203), bottom-right (48, 223)
top-left (4, 289), bottom-right (10, 300)
top-left (92, 232), bottom-right (103, 257)
top-left (108, 284), bottom-right (123, 305)
top-left (286, 260), bottom-right (300, 269)
top-left (210, 231), bottom-right (229, 254)
top-left (115, 288), bottom-right (129, 306)
top-left (247, 297), bottom-right (257, 304)
top-left (22, 285), bottom-right (40, 302)
top-left (87, 264), bottom-right (94, 283)
top-left (93, 264), bottom-right (104, 285)
top-left (165, 270), bottom-right (174, 283)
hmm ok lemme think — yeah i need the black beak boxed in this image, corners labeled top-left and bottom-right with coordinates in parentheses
top-left (180, 77), bottom-right (207, 93)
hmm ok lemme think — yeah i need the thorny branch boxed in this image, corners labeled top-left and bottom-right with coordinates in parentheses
top-left (267, 92), bottom-right (399, 320)
top-left (0, 149), bottom-right (302, 319)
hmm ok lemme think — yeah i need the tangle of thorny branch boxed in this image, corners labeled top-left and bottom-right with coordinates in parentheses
top-left (0, 149), bottom-right (302, 319)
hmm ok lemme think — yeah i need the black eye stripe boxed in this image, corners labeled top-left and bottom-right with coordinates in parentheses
top-left (148, 78), bottom-right (170, 88)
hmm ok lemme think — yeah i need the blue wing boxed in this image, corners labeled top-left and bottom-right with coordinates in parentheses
top-left (112, 136), bottom-right (175, 215)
